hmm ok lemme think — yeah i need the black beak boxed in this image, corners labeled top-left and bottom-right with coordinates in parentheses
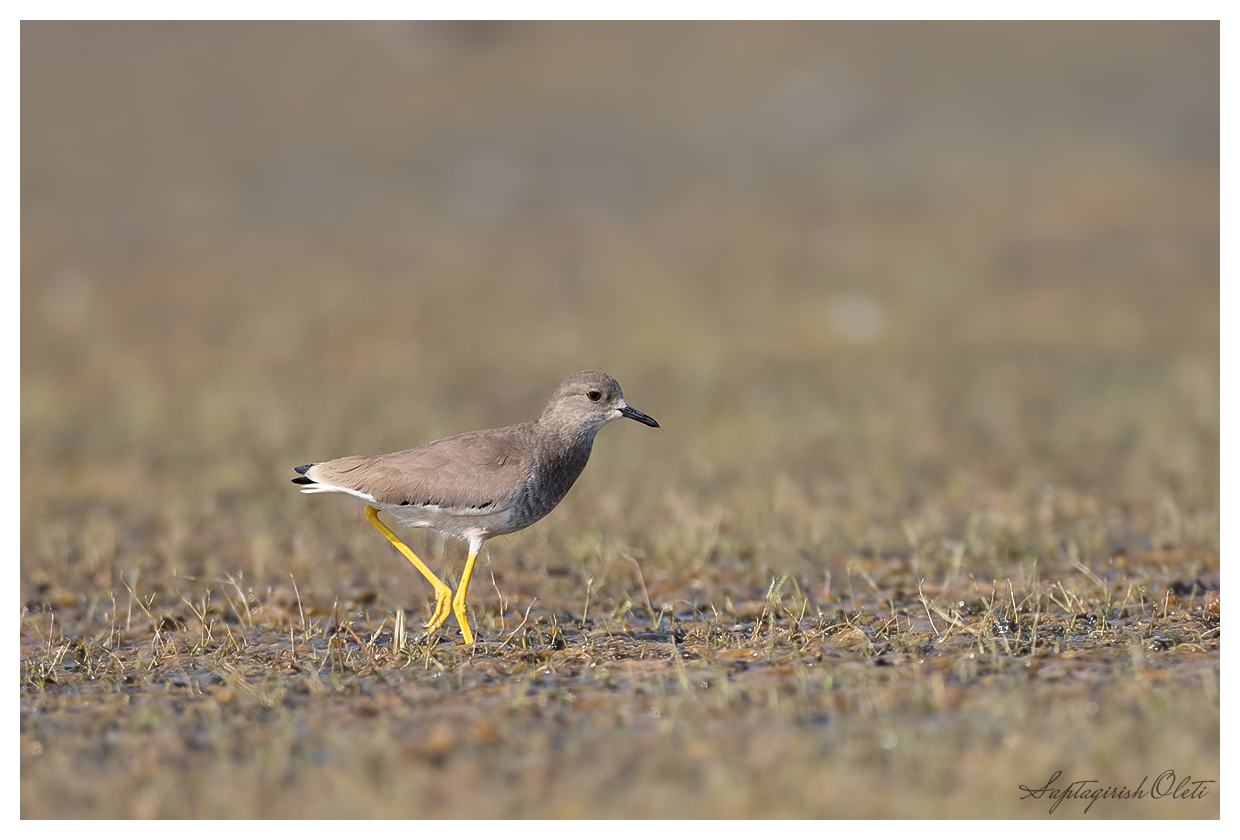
top-left (620, 404), bottom-right (660, 428)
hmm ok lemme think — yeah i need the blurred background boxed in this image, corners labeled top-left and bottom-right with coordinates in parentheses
top-left (21, 21), bottom-right (1218, 608)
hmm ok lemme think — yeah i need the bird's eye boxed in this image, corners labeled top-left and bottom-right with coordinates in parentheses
top-left (587, 390), bottom-right (603, 402)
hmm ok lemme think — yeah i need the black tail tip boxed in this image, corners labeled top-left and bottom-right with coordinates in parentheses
top-left (292, 463), bottom-right (316, 485)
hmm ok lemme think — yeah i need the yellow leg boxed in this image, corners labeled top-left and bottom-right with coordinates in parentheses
top-left (451, 537), bottom-right (484, 646)
top-left (363, 506), bottom-right (452, 636)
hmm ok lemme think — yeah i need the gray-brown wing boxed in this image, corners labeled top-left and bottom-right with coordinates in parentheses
top-left (305, 422), bottom-right (537, 510)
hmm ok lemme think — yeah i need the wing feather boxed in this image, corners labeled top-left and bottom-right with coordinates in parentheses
top-left (304, 422), bottom-right (537, 510)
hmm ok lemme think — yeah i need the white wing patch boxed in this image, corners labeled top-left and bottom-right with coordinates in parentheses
top-left (297, 482), bottom-right (377, 504)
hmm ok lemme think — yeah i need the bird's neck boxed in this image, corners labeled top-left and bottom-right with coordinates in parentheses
top-left (535, 417), bottom-right (597, 466)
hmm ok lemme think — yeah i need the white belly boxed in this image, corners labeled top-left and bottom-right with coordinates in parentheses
top-left (376, 499), bottom-right (520, 542)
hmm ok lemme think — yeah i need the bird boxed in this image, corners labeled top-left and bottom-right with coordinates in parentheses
top-left (291, 370), bottom-right (659, 644)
